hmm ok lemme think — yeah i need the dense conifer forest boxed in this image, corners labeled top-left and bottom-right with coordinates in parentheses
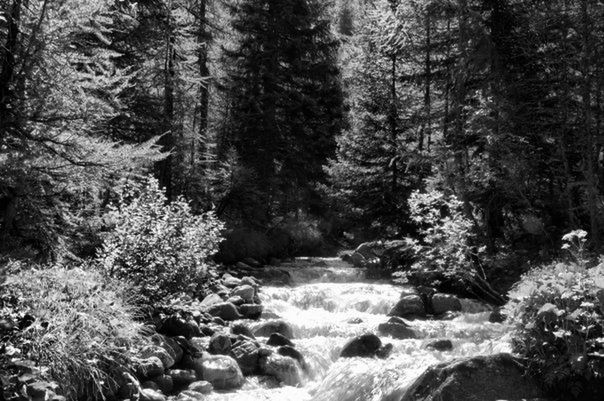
top-left (1, 1), bottom-right (604, 401)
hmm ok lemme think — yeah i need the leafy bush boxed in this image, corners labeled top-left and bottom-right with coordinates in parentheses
top-left (505, 230), bottom-right (604, 401)
top-left (96, 177), bottom-right (224, 303)
top-left (0, 263), bottom-right (143, 401)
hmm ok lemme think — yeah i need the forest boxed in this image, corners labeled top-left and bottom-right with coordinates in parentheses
top-left (1, 1), bottom-right (604, 401)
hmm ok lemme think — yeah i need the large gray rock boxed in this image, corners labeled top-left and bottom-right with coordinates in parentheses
top-left (239, 304), bottom-right (263, 320)
top-left (389, 295), bottom-right (426, 319)
top-left (200, 293), bottom-right (223, 308)
top-left (208, 333), bottom-right (232, 355)
top-left (430, 293), bottom-right (462, 315)
top-left (231, 285), bottom-right (255, 302)
top-left (140, 345), bottom-right (175, 369)
top-left (151, 334), bottom-right (184, 365)
top-left (396, 353), bottom-right (545, 401)
top-left (340, 333), bottom-right (382, 358)
top-left (378, 322), bottom-right (417, 339)
top-left (222, 273), bottom-right (242, 288)
top-left (207, 302), bottom-right (242, 321)
top-left (135, 357), bottom-right (164, 379)
top-left (259, 353), bottom-right (302, 387)
top-left (200, 354), bottom-right (244, 390)
top-left (230, 340), bottom-right (260, 375)
top-left (253, 320), bottom-right (294, 339)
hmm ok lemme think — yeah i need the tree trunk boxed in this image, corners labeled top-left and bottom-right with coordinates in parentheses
top-left (0, 0), bottom-right (22, 142)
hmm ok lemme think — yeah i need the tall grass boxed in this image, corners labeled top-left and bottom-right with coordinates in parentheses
top-left (1, 264), bottom-right (144, 400)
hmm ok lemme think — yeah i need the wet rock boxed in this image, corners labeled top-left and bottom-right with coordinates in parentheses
top-left (239, 303), bottom-right (264, 319)
top-left (200, 293), bottom-right (223, 308)
top-left (340, 333), bottom-right (382, 358)
top-left (389, 295), bottom-right (426, 319)
top-left (226, 295), bottom-right (245, 306)
top-left (231, 340), bottom-right (260, 375)
top-left (151, 334), bottom-right (184, 365)
top-left (398, 353), bottom-right (545, 401)
top-left (425, 339), bottom-right (453, 351)
top-left (209, 333), bottom-right (232, 355)
top-left (489, 307), bottom-right (507, 323)
top-left (158, 315), bottom-right (200, 339)
top-left (431, 293), bottom-right (462, 315)
top-left (277, 345), bottom-right (305, 369)
top-left (241, 276), bottom-right (258, 287)
top-left (153, 374), bottom-right (173, 394)
top-left (212, 316), bottom-right (227, 326)
top-left (231, 285), bottom-right (255, 302)
top-left (222, 273), bottom-right (242, 288)
top-left (175, 390), bottom-right (201, 401)
top-left (347, 317), bottom-right (363, 324)
top-left (261, 310), bottom-right (281, 319)
top-left (253, 320), bottom-right (294, 339)
top-left (188, 380), bottom-right (213, 394)
top-left (141, 381), bottom-right (159, 391)
top-left (135, 357), bottom-right (164, 379)
top-left (207, 302), bottom-right (242, 321)
top-left (231, 323), bottom-right (255, 339)
top-left (140, 345), bottom-right (175, 369)
top-left (376, 343), bottom-right (393, 359)
top-left (258, 346), bottom-right (273, 357)
top-left (267, 333), bottom-right (294, 347)
top-left (378, 322), bottom-right (417, 339)
top-left (167, 369), bottom-right (197, 386)
top-left (139, 388), bottom-right (166, 401)
top-left (259, 353), bottom-right (302, 386)
top-left (201, 354), bottom-right (244, 390)
top-left (199, 323), bottom-right (215, 337)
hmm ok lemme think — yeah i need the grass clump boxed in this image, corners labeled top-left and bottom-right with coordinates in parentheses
top-left (1, 263), bottom-right (143, 401)
top-left (505, 230), bottom-right (604, 401)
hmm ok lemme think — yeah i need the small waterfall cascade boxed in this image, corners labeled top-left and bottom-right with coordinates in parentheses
top-left (204, 257), bottom-right (512, 401)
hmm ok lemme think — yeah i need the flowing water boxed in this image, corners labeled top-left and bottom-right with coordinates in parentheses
top-left (206, 257), bottom-right (513, 401)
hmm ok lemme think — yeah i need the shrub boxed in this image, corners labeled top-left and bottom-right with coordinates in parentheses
top-left (505, 230), bottom-right (604, 401)
top-left (96, 177), bottom-right (224, 303)
top-left (0, 263), bottom-right (143, 401)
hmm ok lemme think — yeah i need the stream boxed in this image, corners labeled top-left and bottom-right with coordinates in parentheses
top-left (205, 257), bottom-right (512, 401)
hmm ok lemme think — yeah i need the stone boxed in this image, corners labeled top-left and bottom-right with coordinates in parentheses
top-left (158, 316), bottom-right (198, 339)
top-left (489, 307), bottom-right (507, 323)
top-left (258, 346), bottom-right (273, 357)
top-left (207, 302), bottom-right (242, 321)
top-left (267, 333), bottom-right (294, 347)
top-left (226, 295), bottom-right (245, 306)
top-left (340, 333), bottom-right (382, 358)
top-left (231, 340), bottom-right (260, 375)
top-left (200, 293), bottom-right (223, 308)
top-left (135, 357), bottom-right (164, 379)
top-left (397, 353), bottom-right (546, 401)
top-left (347, 317), bottom-right (363, 324)
top-left (141, 381), bottom-right (159, 391)
top-left (175, 390), bottom-right (201, 401)
top-left (222, 273), bottom-right (242, 288)
top-left (376, 343), bottom-right (393, 359)
top-left (139, 388), bottom-right (167, 401)
top-left (140, 345), bottom-right (175, 369)
top-left (431, 293), bottom-right (462, 315)
top-left (350, 252), bottom-right (366, 267)
top-left (209, 333), bottom-right (232, 355)
top-left (378, 322), bottom-right (417, 339)
top-left (231, 285), bottom-right (255, 302)
top-left (212, 317), bottom-right (226, 326)
top-left (277, 346), bottom-right (305, 369)
top-left (425, 339), bottom-right (453, 351)
top-left (188, 380), bottom-right (213, 394)
top-left (389, 295), bottom-right (426, 319)
top-left (253, 320), bottom-right (294, 339)
top-left (26, 382), bottom-right (54, 401)
top-left (231, 323), bottom-right (255, 339)
top-left (261, 310), bottom-right (281, 319)
top-left (151, 334), bottom-right (184, 365)
top-left (153, 374), bottom-right (173, 394)
top-left (201, 354), bottom-right (244, 390)
top-left (167, 369), bottom-right (197, 386)
top-left (199, 323), bottom-right (215, 337)
top-left (259, 353), bottom-right (302, 387)
top-left (241, 276), bottom-right (258, 287)
top-left (388, 316), bottom-right (411, 326)
top-left (239, 304), bottom-right (263, 319)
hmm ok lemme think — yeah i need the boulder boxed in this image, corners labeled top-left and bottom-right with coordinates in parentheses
top-left (188, 380), bottom-right (213, 394)
top-left (241, 276), bottom-right (258, 287)
top-left (141, 381), bottom-right (159, 391)
top-left (200, 354), bottom-right (244, 390)
top-left (140, 345), bottom-right (175, 369)
top-left (253, 320), bottom-right (294, 339)
top-left (231, 323), bottom-right (255, 339)
top-left (222, 273), bottom-right (242, 288)
top-left (376, 343), bottom-right (393, 359)
top-left (135, 357), bottom-right (164, 379)
top-left (277, 346), bottom-right (306, 370)
top-left (489, 307), bottom-right (507, 323)
top-left (259, 353), bottom-right (302, 387)
top-left (207, 302), bottom-right (242, 321)
top-left (199, 324), bottom-right (215, 337)
top-left (431, 293), bottom-right (462, 315)
top-left (153, 374), bottom-right (173, 394)
top-left (340, 333), bottom-right (382, 358)
top-left (175, 391), bottom-right (201, 401)
top-left (398, 353), bottom-right (545, 401)
top-left (209, 333), bottom-right (232, 355)
top-left (261, 310), bottom-right (281, 320)
top-left (151, 334), bottom-right (184, 365)
top-left (239, 304), bottom-right (264, 320)
top-left (139, 389), bottom-right (167, 401)
top-left (389, 295), bottom-right (426, 319)
top-left (378, 322), bottom-right (417, 339)
top-left (231, 285), bottom-right (255, 302)
top-left (200, 293), bottom-right (223, 308)
top-left (167, 369), bottom-right (197, 386)
top-left (230, 340), bottom-right (260, 375)
top-left (158, 316), bottom-right (199, 339)
top-left (267, 333), bottom-right (294, 347)
top-left (226, 296), bottom-right (245, 306)
top-left (347, 317), bottom-right (363, 324)
top-left (425, 339), bottom-right (453, 351)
